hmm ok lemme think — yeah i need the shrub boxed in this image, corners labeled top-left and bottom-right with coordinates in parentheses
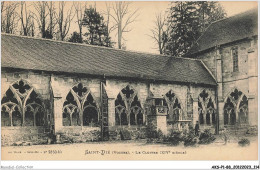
top-left (146, 123), bottom-right (158, 139)
top-left (145, 123), bottom-right (166, 143)
top-left (183, 130), bottom-right (197, 147)
top-left (166, 130), bottom-right (183, 146)
top-left (155, 129), bottom-right (165, 143)
top-left (198, 129), bottom-right (216, 144)
top-left (238, 138), bottom-right (250, 147)
top-left (120, 129), bottom-right (131, 140)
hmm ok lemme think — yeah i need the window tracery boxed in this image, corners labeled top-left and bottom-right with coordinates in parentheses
top-left (1, 80), bottom-right (45, 127)
top-left (198, 90), bottom-right (216, 126)
top-left (115, 85), bottom-right (143, 126)
top-left (165, 90), bottom-right (182, 123)
top-left (62, 83), bottom-right (99, 127)
top-left (224, 89), bottom-right (248, 125)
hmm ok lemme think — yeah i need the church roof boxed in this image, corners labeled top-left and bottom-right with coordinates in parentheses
top-left (1, 34), bottom-right (216, 86)
top-left (188, 8), bottom-right (258, 55)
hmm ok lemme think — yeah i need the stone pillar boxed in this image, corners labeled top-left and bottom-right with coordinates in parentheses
top-left (50, 76), bottom-right (63, 134)
top-left (248, 39), bottom-right (258, 126)
top-left (192, 98), bottom-right (199, 126)
top-left (202, 111), bottom-right (206, 125)
top-left (53, 97), bottom-right (63, 134)
top-left (210, 113), bottom-right (212, 125)
top-left (218, 100), bottom-right (225, 130)
top-left (216, 48), bottom-right (224, 132)
top-left (156, 114), bottom-right (167, 135)
top-left (108, 98), bottom-right (115, 126)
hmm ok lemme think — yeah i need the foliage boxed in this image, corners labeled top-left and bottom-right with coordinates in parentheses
top-left (198, 129), bottom-right (216, 144)
top-left (166, 130), bottom-right (183, 146)
top-left (146, 123), bottom-right (158, 139)
top-left (183, 128), bottom-right (197, 147)
top-left (145, 123), bottom-right (166, 143)
top-left (165, 1), bottom-right (226, 56)
top-left (68, 31), bottom-right (83, 43)
top-left (238, 138), bottom-right (250, 147)
top-left (82, 7), bottom-right (113, 47)
top-left (135, 129), bottom-right (147, 139)
top-left (120, 129), bottom-right (131, 140)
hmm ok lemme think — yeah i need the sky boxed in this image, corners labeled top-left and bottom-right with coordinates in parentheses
top-left (9, 1), bottom-right (258, 54)
top-left (107, 1), bottom-right (258, 54)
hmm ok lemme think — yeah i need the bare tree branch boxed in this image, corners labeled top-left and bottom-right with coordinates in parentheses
top-left (148, 12), bottom-right (168, 54)
top-left (58, 1), bottom-right (75, 41)
top-left (73, 2), bottom-right (86, 40)
top-left (110, 2), bottom-right (139, 49)
top-left (33, 1), bottom-right (48, 38)
top-left (1, 2), bottom-right (19, 34)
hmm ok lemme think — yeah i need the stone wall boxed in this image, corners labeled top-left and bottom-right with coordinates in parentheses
top-left (1, 69), bottom-right (217, 145)
top-left (196, 37), bottom-right (258, 128)
top-left (56, 127), bottom-right (101, 143)
top-left (1, 69), bottom-right (51, 146)
top-left (1, 127), bottom-right (48, 146)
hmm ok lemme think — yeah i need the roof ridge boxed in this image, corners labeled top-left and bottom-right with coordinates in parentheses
top-left (187, 7), bottom-right (258, 55)
top-left (1, 33), bottom-right (203, 61)
top-left (209, 7), bottom-right (258, 26)
top-left (1, 33), bottom-right (169, 58)
top-left (2, 33), bottom-right (217, 86)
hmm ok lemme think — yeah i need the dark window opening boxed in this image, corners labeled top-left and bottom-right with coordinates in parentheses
top-left (232, 47), bottom-right (239, 72)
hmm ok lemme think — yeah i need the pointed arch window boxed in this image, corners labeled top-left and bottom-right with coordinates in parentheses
top-left (62, 83), bottom-right (99, 127)
top-left (198, 100), bottom-right (204, 124)
top-left (232, 47), bottom-right (239, 72)
top-left (130, 96), bottom-right (143, 125)
top-left (165, 90), bottom-right (182, 123)
top-left (83, 93), bottom-right (98, 126)
top-left (1, 80), bottom-right (45, 127)
top-left (198, 90), bottom-right (216, 126)
top-left (238, 95), bottom-right (248, 124)
top-left (224, 89), bottom-right (247, 125)
top-left (115, 85), bottom-right (143, 126)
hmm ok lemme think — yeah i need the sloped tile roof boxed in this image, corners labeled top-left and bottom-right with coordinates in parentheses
top-left (1, 34), bottom-right (216, 86)
top-left (188, 8), bottom-right (258, 55)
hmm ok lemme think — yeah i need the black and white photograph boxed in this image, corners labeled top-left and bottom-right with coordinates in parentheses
top-left (0, 1), bottom-right (259, 169)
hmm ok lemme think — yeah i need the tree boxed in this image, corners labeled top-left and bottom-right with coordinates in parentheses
top-left (68, 31), bottom-right (83, 43)
top-left (1, 2), bottom-right (19, 34)
top-left (19, 2), bottom-right (34, 36)
top-left (33, 1), bottom-right (48, 38)
top-left (110, 2), bottom-right (139, 49)
top-left (82, 6), bottom-right (113, 47)
top-left (165, 1), bottom-right (226, 56)
top-left (166, 1), bottom-right (198, 56)
top-left (197, 1), bottom-right (226, 32)
top-left (33, 1), bottom-right (56, 39)
top-left (103, 2), bottom-right (117, 44)
top-left (57, 1), bottom-right (75, 41)
top-left (73, 2), bottom-right (87, 42)
top-left (46, 1), bottom-right (57, 39)
top-left (148, 12), bottom-right (168, 54)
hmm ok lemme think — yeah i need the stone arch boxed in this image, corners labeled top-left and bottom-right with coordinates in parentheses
top-left (120, 84), bottom-right (144, 108)
top-left (82, 92), bottom-right (99, 127)
top-left (198, 89), bottom-right (216, 125)
top-left (223, 88), bottom-right (248, 125)
top-left (223, 87), bottom-right (248, 106)
top-left (62, 82), bottom-right (100, 126)
top-left (1, 79), bottom-right (45, 127)
top-left (163, 89), bottom-right (184, 110)
top-left (164, 90), bottom-right (183, 123)
top-left (198, 89), bottom-right (216, 109)
top-left (115, 85), bottom-right (143, 126)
